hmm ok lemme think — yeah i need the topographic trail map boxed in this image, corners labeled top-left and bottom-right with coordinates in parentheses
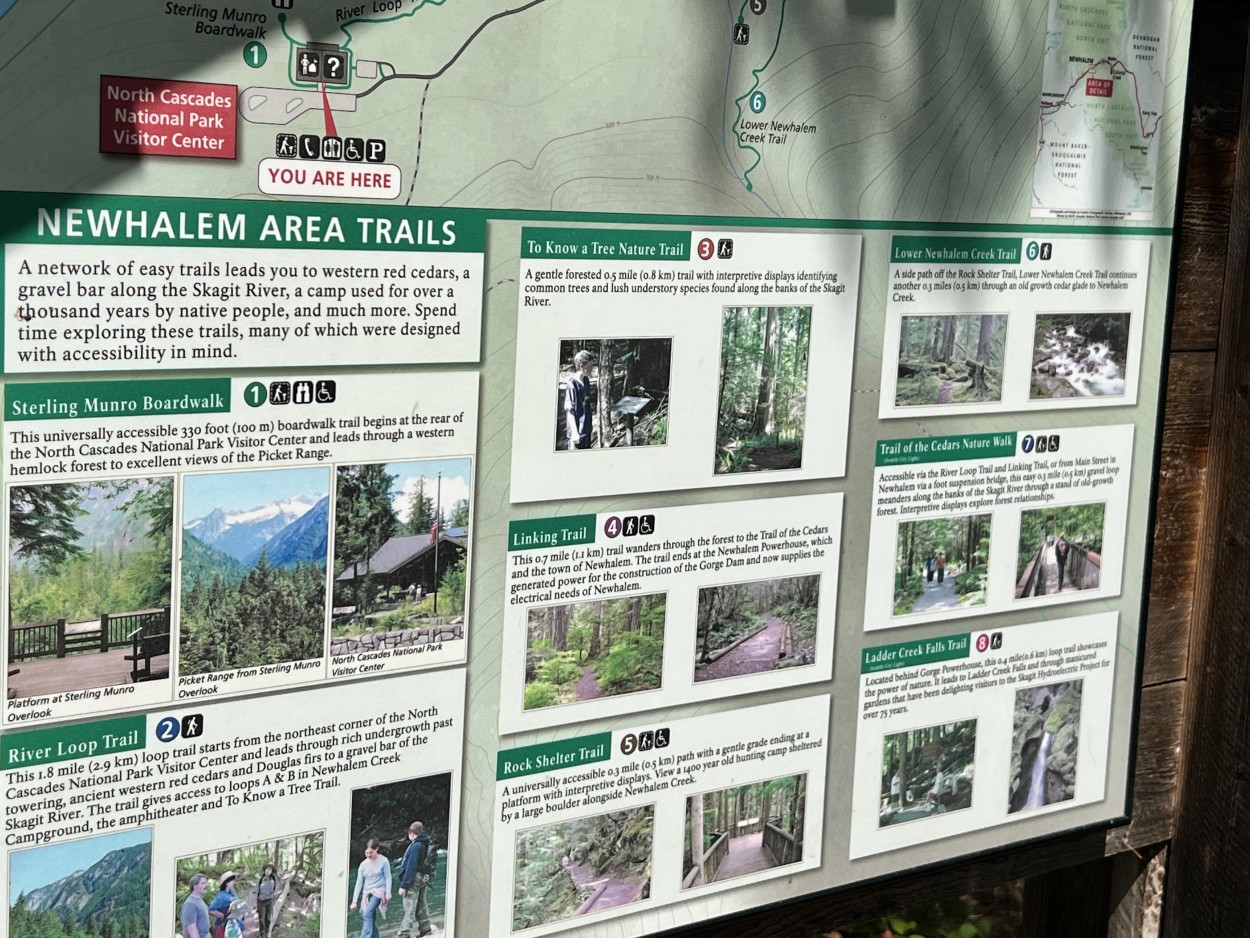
top-left (0, 0), bottom-right (1184, 224)
top-left (1033, 0), bottom-right (1171, 219)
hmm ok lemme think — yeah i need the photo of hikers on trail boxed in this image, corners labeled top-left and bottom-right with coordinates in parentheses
top-left (554, 338), bottom-right (671, 451)
top-left (682, 774), bottom-right (806, 889)
top-left (347, 774), bottom-right (451, 938)
top-left (693, 574), bottom-right (819, 682)
top-left (1031, 313), bottom-right (1130, 399)
top-left (1009, 681), bottom-right (1083, 814)
top-left (879, 720), bottom-right (976, 828)
top-left (893, 514), bottom-right (990, 616)
top-left (523, 594), bottom-right (666, 710)
top-left (511, 807), bottom-right (653, 930)
top-left (7, 477), bottom-right (173, 699)
top-left (894, 314), bottom-right (1006, 406)
top-left (715, 305), bottom-right (811, 474)
top-left (1014, 503), bottom-right (1105, 599)
top-left (175, 833), bottom-right (323, 938)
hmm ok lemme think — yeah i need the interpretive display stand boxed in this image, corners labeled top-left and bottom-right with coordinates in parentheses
top-left (0, 1), bottom-right (1193, 937)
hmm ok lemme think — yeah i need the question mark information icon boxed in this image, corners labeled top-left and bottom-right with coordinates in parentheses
top-left (322, 52), bottom-right (349, 86)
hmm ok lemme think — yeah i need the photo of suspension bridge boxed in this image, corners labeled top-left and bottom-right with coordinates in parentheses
top-left (1014, 502), bottom-right (1105, 599)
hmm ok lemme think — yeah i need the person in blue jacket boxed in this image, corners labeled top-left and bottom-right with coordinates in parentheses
top-left (396, 821), bottom-right (433, 937)
top-left (564, 350), bottom-right (594, 450)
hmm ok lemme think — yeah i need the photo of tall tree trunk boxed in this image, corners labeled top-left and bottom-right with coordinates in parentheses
top-left (895, 314), bottom-right (1006, 406)
top-left (715, 306), bottom-right (811, 474)
top-left (682, 774), bottom-right (806, 888)
top-left (892, 514), bottom-right (991, 615)
top-left (879, 720), bottom-right (976, 827)
top-left (555, 339), bottom-right (671, 451)
top-left (523, 594), bottom-right (666, 709)
top-left (1031, 313), bottom-right (1130, 399)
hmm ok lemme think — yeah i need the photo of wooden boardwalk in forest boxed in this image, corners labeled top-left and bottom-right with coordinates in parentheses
top-left (512, 807), bottom-right (653, 930)
top-left (694, 575), bottom-right (819, 682)
top-left (715, 306), bottom-right (811, 474)
top-left (895, 314), bottom-right (1006, 406)
top-left (7, 477), bottom-right (173, 699)
top-left (523, 594), bottom-right (665, 710)
top-left (893, 514), bottom-right (990, 616)
top-left (682, 775), bottom-right (806, 889)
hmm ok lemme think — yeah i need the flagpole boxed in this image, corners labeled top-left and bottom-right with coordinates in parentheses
top-left (433, 472), bottom-right (441, 616)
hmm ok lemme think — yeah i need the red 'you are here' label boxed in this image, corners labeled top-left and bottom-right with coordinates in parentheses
top-left (100, 75), bottom-right (238, 159)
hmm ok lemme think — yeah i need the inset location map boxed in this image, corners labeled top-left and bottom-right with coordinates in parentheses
top-left (1032, 0), bottom-right (1172, 220)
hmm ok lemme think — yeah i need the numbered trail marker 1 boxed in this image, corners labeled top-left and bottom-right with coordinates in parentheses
top-left (243, 41), bottom-right (267, 68)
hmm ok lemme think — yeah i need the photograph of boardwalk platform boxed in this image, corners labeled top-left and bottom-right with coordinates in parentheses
top-left (7, 478), bottom-right (173, 700)
top-left (683, 774), bottom-right (807, 889)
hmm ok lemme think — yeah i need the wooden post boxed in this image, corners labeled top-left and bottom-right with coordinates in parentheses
top-left (1162, 14), bottom-right (1250, 934)
top-left (100, 612), bottom-right (110, 652)
top-left (56, 618), bottom-right (66, 658)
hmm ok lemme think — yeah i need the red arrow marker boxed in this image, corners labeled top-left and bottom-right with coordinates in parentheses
top-left (320, 82), bottom-right (338, 138)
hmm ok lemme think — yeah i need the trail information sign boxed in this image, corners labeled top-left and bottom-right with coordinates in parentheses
top-left (0, 1), bottom-right (1192, 936)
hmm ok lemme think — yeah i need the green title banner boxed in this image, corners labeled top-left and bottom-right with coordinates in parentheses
top-left (6, 378), bottom-right (231, 420)
top-left (876, 432), bottom-right (1017, 466)
top-left (891, 236), bottom-right (1022, 264)
top-left (521, 226), bottom-right (690, 261)
top-left (497, 733), bottom-right (612, 780)
top-left (508, 515), bottom-right (597, 552)
top-left (2, 715), bottom-right (146, 769)
top-left (862, 634), bottom-right (971, 674)
top-left (2, 191), bottom-right (484, 252)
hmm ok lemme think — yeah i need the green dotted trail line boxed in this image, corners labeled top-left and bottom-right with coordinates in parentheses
top-left (731, 0), bottom-right (787, 192)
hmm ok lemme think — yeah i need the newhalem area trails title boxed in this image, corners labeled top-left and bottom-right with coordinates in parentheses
top-left (30, 206), bottom-right (458, 245)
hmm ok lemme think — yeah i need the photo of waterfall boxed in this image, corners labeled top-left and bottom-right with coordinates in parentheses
top-left (1030, 313), bottom-right (1130, 399)
top-left (1008, 680), bottom-right (1083, 814)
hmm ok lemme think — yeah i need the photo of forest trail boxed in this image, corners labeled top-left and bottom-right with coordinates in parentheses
top-left (694, 575), bottom-right (818, 682)
top-left (348, 774), bottom-right (452, 937)
top-left (512, 807), bottom-right (653, 930)
top-left (880, 720), bottom-right (976, 827)
top-left (1009, 681), bottom-right (1082, 814)
top-left (895, 314), bottom-right (1006, 406)
top-left (10, 829), bottom-right (150, 938)
top-left (1014, 502), bottom-right (1105, 599)
top-left (175, 834), bottom-right (323, 938)
top-left (893, 514), bottom-right (990, 616)
top-left (682, 775), bottom-right (806, 889)
top-left (1031, 313), bottom-right (1130, 399)
top-left (332, 459), bottom-right (471, 638)
top-left (523, 595), bottom-right (665, 710)
top-left (7, 478), bottom-right (174, 698)
top-left (180, 468), bottom-right (329, 675)
top-left (715, 306), bottom-right (811, 474)
top-left (555, 339), bottom-right (671, 451)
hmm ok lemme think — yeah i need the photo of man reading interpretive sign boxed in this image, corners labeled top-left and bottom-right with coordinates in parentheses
top-left (554, 339), bottom-right (671, 452)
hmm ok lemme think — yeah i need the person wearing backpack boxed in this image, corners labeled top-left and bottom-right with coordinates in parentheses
top-left (1054, 534), bottom-right (1070, 590)
top-left (397, 821), bottom-right (435, 937)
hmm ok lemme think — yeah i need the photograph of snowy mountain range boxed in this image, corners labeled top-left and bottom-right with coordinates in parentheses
top-left (179, 467), bottom-right (330, 675)
top-left (9, 829), bottom-right (151, 938)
